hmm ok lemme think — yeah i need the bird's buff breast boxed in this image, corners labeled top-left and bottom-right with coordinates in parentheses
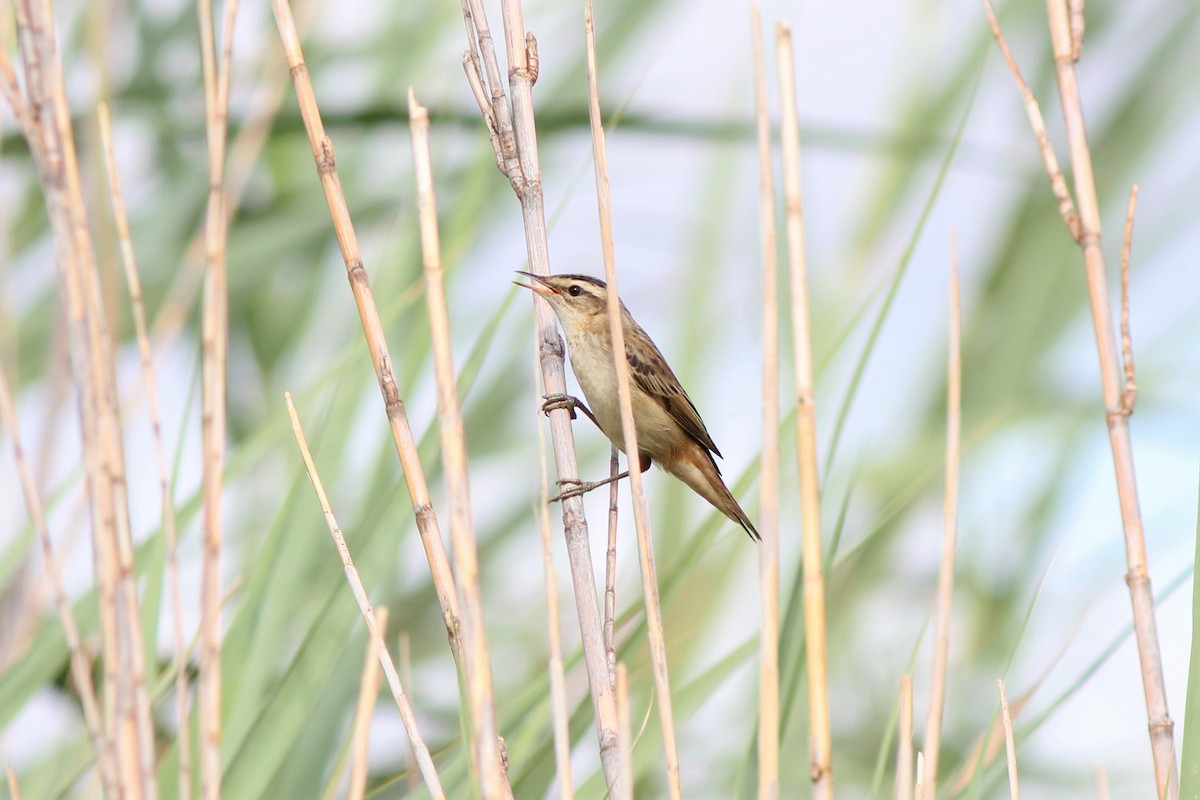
top-left (565, 329), bottom-right (680, 460)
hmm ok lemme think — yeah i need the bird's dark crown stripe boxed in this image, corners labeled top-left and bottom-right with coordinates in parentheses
top-left (557, 274), bottom-right (607, 289)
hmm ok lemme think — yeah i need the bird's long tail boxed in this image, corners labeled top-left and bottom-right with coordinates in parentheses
top-left (668, 446), bottom-right (760, 541)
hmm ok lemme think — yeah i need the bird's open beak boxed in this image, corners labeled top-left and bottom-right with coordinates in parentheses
top-left (513, 270), bottom-right (557, 298)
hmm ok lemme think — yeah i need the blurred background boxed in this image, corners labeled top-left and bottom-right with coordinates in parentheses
top-left (1, 0), bottom-right (1198, 796)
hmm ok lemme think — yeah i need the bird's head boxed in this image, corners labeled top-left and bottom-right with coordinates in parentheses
top-left (514, 272), bottom-right (616, 330)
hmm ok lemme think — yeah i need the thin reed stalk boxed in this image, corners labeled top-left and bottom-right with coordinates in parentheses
top-left (750, 7), bottom-right (781, 799)
top-left (285, 392), bottom-right (446, 800)
top-left (5, 766), bottom-right (21, 800)
top-left (776, 21), bottom-right (833, 798)
top-left (997, 680), bottom-right (1020, 800)
top-left (1118, 186), bottom-right (1138, 414)
top-left (268, 0), bottom-right (465, 665)
top-left (348, 607), bottom-right (388, 800)
top-left (583, 4), bottom-right (681, 796)
top-left (536, 362), bottom-right (576, 800)
top-left (96, 102), bottom-right (191, 800)
top-left (409, 90), bottom-right (509, 799)
top-left (0, 367), bottom-right (118, 797)
top-left (3, 2), bottom-right (155, 795)
top-left (1095, 763), bottom-right (1110, 800)
top-left (896, 675), bottom-right (913, 800)
top-left (984, 3), bottom-right (1177, 795)
top-left (616, 663), bottom-right (635, 800)
top-left (152, 0), bottom-right (317, 345)
top-left (458, 0), bottom-right (623, 789)
top-left (923, 232), bottom-right (962, 799)
top-left (979, 3), bottom-right (1080, 241)
top-left (197, 0), bottom-right (238, 795)
top-left (222, 22), bottom-right (302, 201)
top-left (605, 445), bottom-right (620, 687)
top-left (400, 633), bottom-right (421, 795)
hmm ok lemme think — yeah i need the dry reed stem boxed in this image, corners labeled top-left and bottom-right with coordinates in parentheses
top-left (4, 765), bottom-right (19, 800)
top-left (753, 7), bottom-right (782, 800)
top-left (914, 752), bottom-right (925, 800)
top-left (88, 0), bottom-right (119, 337)
top-left (96, 102), bottom-right (191, 800)
top-left (399, 632), bottom-right (421, 794)
top-left (31, 334), bottom-right (70, 493)
top-left (987, 3), bottom-right (1177, 795)
top-left (584, 5), bottom-right (681, 796)
top-left (776, 22), bottom-right (833, 797)
top-left (948, 679), bottom-right (1039, 795)
top-left (197, 0), bottom-right (238, 795)
top-left (980, 0), bottom-right (1081, 242)
top-left (1095, 762), bottom-right (1109, 800)
top-left (923, 231), bottom-right (962, 799)
top-left (535, 363), bottom-right (576, 800)
top-left (0, 366), bottom-right (118, 797)
top-left (4, 1), bottom-right (124, 744)
top-left (7, 2), bottom-right (155, 794)
top-left (997, 680), bottom-right (1020, 800)
top-left (604, 445), bottom-right (620, 687)
top-left (1068, 0), bottom-right (1085, 59)
top-left (616, 663), bottom-right (634, 800)
top-left (409, 90), bottom-right (508, 798)
top-left (750, 7), bottom-right (781, 799)
top-left (269, 0), bottom-right (465, 662)
top-left (0, 49), bottom-right (35, 143)
top-left (284, 392), bottom-right (446, 799)
top-left (895, 675), bottom-right (913, 800)
top-left (14, 0), bottom-right (126, 767)
top-left (1119, 186), bottom-right (1138, 415)
top-left (153, 0), bottom-right (317, 344)
top-left (459, 0), bottom-right (519, 181)
top-left (458, 0), bottom-right (623, 787)
top-left (348, 606), bottom-right (388, 800)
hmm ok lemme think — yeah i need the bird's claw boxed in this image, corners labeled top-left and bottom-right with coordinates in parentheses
top-left (541, 393), bottom-right (579, 420)
top-left (541, 393), bottom-right (600, 427)
top-left (548, 473), bottom-right (628, 503)
top-left (549, 479), bottom-right (589, 503)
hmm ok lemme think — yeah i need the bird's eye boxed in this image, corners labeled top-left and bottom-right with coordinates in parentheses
top-left (568, 285), bottom-right (582, 297)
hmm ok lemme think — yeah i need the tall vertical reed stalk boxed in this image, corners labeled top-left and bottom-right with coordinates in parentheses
top-left (410, 90), bottom-right (510, 798)
top-left (583, 3), bottom-right (682, 796)
top-left (196, 0), bottom-right (238, 794)
top-left (1, 2), bottom-right (155, 795)
top-left (459, 0), bottom-right (624, 789)
top-left (269, 0), bottom-right (465, 669)
top-left (923, 232), bottom-right (962, 798)
top-left (983, 2), bottom-right (1177, 795)
top-left (750, 6), bottom-right (781, 798)
top-left (776, 21), bottom-right (833, 798)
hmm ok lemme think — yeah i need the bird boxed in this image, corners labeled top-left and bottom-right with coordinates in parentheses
top-left (515, 271), bottom-right (759, 541)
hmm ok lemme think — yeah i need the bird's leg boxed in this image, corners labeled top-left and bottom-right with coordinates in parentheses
top-left (543, 392), bottom-right (619, 500)
top-left (551, 453), bottom-right (649, 503)
top-left (550, 471), bottom-right (630, 503)
top-left (541, 392), bottom-right (600, 428)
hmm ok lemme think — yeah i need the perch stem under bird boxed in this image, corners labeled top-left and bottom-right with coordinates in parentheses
top-left (515, 271), bottom-right (760, 541)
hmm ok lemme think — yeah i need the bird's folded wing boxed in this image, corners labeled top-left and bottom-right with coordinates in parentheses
top-left (625, 337), bottom-right (724, 460)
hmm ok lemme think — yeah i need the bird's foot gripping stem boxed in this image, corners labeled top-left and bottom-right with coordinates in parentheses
top-left (549, 472), bottom-right (630, 503)
top-left (541, 393), bottom-right (600, 428)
